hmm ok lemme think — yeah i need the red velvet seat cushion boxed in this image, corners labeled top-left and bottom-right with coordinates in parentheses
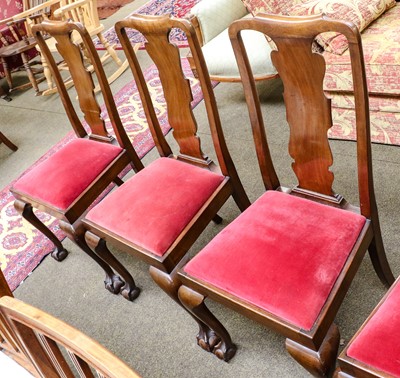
top-left (183, 191), bottom-right (366, 330)
top-left (12, 139), bottom-right (123, 211)
top-left (85, 158), bottom-right (225, 256)
top-left (347, 280), bottom-right (400, 376)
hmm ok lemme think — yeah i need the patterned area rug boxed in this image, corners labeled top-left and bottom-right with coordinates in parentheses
top-left (94, 0), bottom-right (200, 50)
top-left (1, 58), bottom-right (211, 291)
top-left (97, 0), bottom-right (135, 19)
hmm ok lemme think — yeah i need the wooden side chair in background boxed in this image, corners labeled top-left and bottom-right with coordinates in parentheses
top-left (177, 14), bottom-right (395, 377)
top-left (10, 20), bottom-right (144, 295)
top-left (0, 270), bottom-right (141, 378)
top-left (0, 20), bottom-right (43, 96)
top-left (81, 14), bottom-right (250, 303)
top-left (14, 0), bottom-right (129, 96)
top-left (0, 0), bottom-right (50, 97)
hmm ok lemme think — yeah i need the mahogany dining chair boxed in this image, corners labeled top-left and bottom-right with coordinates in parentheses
top-left (10, 20), bottom-right (144, 295)
top-left (177, 13), bottom-right (395, 377)
top-left (81, 14), bottom-right (250, 305)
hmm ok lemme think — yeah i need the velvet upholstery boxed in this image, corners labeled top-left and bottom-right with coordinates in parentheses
top-left (85, 158), bottom-right (225, 256)
top-left (346, 280), bottom-right (400, 376)
top-left (12, 139), bottom-right (123, 210)
top-left (183, 191), bottom-right (366, 330)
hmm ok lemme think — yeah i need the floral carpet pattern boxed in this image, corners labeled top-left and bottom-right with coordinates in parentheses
top-left (1, 58), bottom-right (211, 291)
top-left (94, 0), bottom-right (200, 50)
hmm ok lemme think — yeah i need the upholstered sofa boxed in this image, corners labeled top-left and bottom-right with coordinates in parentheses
top-left (238, 0), bottom-right (400, 144)
top-left (323, 3), bottom-right (400, 144)
top-left (192, 0), bottom-right (400, 144)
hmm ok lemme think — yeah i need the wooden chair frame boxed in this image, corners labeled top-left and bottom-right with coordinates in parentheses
top-left (177, 14), bottom-right (394, 377)
top-left (10, 20), bottom-right (143, 295)
top-left (0, 270), bottom-right (37, 376)
top-left (0, 294), bottom-right (140, 377)
top-left (0, 18), bottom-right (44, 96)
top-left (81, 14), bottom-right (250, 303)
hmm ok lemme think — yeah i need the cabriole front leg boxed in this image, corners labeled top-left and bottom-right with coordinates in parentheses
top-left (150, 266), bottom-right (220, 351)
top-left (60, 221), bottom-right (125, 295)
top-left (285, 323), bottom-right (340, 377)
top-left (84, 230), bottom-right (139, 299)
top-left (178, 285), bottom-right (236, 361)
top-left (14, 200), bottom-right (68, 262)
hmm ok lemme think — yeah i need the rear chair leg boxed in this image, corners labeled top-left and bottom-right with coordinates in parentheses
top-left (60, 221), bottom-right (124, 295)
top-left (178, 285), bottom-right (237, 361)
top-left (85, 230), bottom-right (139, 300)
top-left (149, 266), bottom-right (221, 353)
top-left (14, 200), bottom-right (68, 262)
top-left (368, 232), bottom-right (395, 288)
top-left (212, 214), bottom-right (223, 224)
top-left (230, 176), bottom-right (251, 213)
top-left (286, 323), bottom-right (340, 377)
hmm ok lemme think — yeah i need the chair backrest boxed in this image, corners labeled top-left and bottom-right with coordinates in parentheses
top-left (0, 296), bottom-right (140, 378)
top-left (229, 14), bottom-right (375, 217)
top-left (0, 270), bottom-right (37, 376)
top-left (54, 0), bottom-right (102, 32)
top-left (115, 14), bottom-right (240, 178)
top-left (31, 20), bottom-right (142, 169)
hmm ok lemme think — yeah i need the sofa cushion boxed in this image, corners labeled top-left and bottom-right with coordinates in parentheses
top-left (183, 191), bottom-right (366, 330)
top-left (241, 0), bottom-right (303, 15)
top-left (285, 0), bottom-right (395, 55)
top-left (323, 4), bottom-right (400, 94)
top-left (241, 0), bottom-right (395, 55)
top-left (191, 0), bottom-right (248, 43)
top-left (328, 95), bottom-right (400, 145)
top-left (346, 280), bottom-right (400, 376)
top-left (201, 14), bottom-right (277, 79)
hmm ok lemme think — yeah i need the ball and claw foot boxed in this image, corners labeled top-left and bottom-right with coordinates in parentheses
top-left (121, 284), bottom-right (141, 301)
top-left (197, 328), bottom-right (237, 362)
top-left (197, 328), bottom-right (220, 352)
top-left (213, 341), bottom-right (237, 362)
top-left (104, 274), bottom-right (125, 294)
top-left (51, 247), bottom-right (68, 262)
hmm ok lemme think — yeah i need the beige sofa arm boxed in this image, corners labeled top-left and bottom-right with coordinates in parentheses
top-left (189, 0), bottom-right (248, 44)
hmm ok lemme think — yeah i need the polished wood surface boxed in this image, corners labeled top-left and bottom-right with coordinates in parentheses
top-left (0, 294), bottom-right (141, 377)
top-left (82, 14), bottom-right (250, 305)
top-left (177, 14), bottom-right (394, 377)
top-left (10, 20), bottom-right (143, 293)
top-left (0, 269), bottom-right (38, 377)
